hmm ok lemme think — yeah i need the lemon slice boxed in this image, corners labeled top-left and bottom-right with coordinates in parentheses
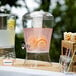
top-left (7, 19), bottom-right (15, 30)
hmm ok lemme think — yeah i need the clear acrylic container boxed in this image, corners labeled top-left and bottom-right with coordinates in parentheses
top-left (0, 13), bottom-right (16, 66)
top-left (22, 11), bottom-right (54, 65)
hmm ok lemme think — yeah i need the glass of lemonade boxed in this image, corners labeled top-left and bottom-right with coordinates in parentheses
top-left (22, 11), bottom-right (53, 63)
top-left (0, 13), bottom-right (16, 66)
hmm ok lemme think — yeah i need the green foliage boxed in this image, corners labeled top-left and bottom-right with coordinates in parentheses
top-left (35, 0), bottom-right (50, 11)
top-left (15, 34), bottom-right (26, 59)
top-left (51, 0), bottom-right (76, 62)
top-left (0, 0), bottom-right (18, 7)
top-left (0, 0), bottom-right (76, 62)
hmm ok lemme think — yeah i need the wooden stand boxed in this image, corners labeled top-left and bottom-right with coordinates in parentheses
top-left (61, 40), bottom-right (76, 72)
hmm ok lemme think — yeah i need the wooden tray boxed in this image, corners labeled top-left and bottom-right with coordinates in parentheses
top-left (0, 59), bottom-right (61, 72)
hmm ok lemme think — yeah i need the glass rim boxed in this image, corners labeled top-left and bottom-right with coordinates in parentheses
top-left (0, 13), bottom-right (16, 17)
top-left (0, 13), bottom-right (10, 16)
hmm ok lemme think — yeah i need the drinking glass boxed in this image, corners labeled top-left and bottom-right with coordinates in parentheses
top-left (59, 55), bottom-right (71, 73)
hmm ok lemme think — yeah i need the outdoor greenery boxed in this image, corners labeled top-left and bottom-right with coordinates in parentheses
top-left (0, 0), bottom-right (76, 62)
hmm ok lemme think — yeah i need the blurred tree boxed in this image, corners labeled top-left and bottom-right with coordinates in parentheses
top-left (35, 0), bottom-right (50, 11)
top-left (15, 34), bottom-right (26, 59)
top-left (51, 0), bottom-right (76, 62)
top-left (0, 0), bottom-right (76, 62)
top-left (0, 0), bottom-right (18, 6)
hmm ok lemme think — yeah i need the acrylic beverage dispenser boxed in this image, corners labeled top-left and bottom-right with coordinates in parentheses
top-left (22, 11), bottom-right (53, 62)
top-left (0, 13), bottom-right (16, 66)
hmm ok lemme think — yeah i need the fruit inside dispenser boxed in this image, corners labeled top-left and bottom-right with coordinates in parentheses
top-left (24, 28), bottom-right (53, 53)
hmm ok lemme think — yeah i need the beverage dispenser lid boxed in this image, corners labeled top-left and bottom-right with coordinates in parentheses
top-left (23, 10), bottom-right (53, 20)
top-left (23, 11), bottom-right (54, 28)
top-left (30, 10), bottom-right (53, 20)
top-left (30, 10), bottom-right (52, 16)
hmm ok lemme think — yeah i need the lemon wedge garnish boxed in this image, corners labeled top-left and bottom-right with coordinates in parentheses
top-left (7, 19), bottom-right (15, 30)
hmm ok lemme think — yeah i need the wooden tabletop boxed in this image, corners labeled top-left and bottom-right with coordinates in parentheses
top-left (0, 59), bottom-right (61, 72)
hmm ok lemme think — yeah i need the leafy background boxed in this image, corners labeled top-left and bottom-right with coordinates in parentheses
top-left (0, 0), bottom-right (76, 62)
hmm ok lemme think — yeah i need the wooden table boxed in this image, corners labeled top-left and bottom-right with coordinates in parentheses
top-left (0, 59), bottom-right (61, 72)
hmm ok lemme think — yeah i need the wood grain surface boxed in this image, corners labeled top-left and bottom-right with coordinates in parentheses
top-left (0, 59), bottom-right (61, 72)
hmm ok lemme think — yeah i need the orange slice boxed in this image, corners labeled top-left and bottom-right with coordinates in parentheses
top-left (67, 35), bottom-right (71, 40)
top-left (37, 36), bottom-right (47, 48)
top-left (27, 36), bottom-right (37, 49)
top-left (74, 36), bottom-right (76, 40)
